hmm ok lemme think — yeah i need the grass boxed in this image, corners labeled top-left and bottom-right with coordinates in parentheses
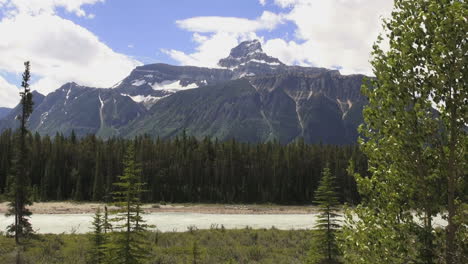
top-left (0, 227), bottom-right (313, 264)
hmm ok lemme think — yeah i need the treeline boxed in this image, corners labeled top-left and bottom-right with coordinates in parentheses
top-left (0, 130), bottom-right (367, 204)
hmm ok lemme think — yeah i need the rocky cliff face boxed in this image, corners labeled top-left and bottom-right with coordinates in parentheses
top-left (0, 40), bottom-right (366, 144)
top-left (219, 40), bottom-right (284, 70)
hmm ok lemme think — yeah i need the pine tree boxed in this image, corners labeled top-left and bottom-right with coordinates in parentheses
top-left (307, 167), bottom-right (341, 264)
top-left (106, 143), bottom-right (149, 264)
top-left (93, 149), bottom-right (104, 201)
top-left (103, 206), bottom-right (112, 234)
top-left (89, 208), bottom-right (106, 264)
top-left (6, 61), bottom-right (34, 244)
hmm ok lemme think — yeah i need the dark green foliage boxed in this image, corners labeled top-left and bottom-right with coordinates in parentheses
top-left (89, 208), bottom-right (106, 264)
top-left (93, 150), bottom-right (104, 201)
top-left (0, 132), bottom-right (365, 205)
top-left (6, 61), bottom-right (34, 244)
top-left (106, 144), bottom-right (149, 264)
top-left (103, 206), bottom-right (112, 234)
top-left (307, 167), bottom-right (341, 264)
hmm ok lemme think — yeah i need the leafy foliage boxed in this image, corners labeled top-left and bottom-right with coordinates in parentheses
top-left (341, 1), bottom-right (467, 263)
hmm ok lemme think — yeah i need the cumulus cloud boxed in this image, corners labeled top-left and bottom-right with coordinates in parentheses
top-left (163, 32), bottom-right (261, 68)
top-left (169, 0), bottom-right (393, 75)
top-left (0, 75), bottom-right (20, 108)
top-left (0, 0), bottom-right (104, 17)
top-left (165, 11), bottom-right (284, 67)
top-left (0, 0), bottom-right (141, 107)
top-left (259, 0), bottom-right (267, 6)
top-left (273, 0), bottom-right (298, 8)
top-left (266, 0), bottom-right (393, 74)
top-left (176, 11), bottom-right (284, 34)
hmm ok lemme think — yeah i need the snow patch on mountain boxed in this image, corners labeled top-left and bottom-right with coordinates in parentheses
top-left (131, 79), bottom-right (146, 86)
top-left (249, 59), bottom-right (281, 66)
top-left (151, 80), bottom-right (198, 91)
top-left (39, 111), bottom-right (49, 126)
top-left (122, 93), bottom-right (171, 109)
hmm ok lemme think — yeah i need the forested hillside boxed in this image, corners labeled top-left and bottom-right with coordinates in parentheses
top-left (0, 130), bottom-right (366, 204)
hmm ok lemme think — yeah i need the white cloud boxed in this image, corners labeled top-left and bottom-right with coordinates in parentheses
top-left (0, 0), bottom-right (141, 107)
top-left (166, 11), bottom-right (283, 67)
top-left (273, 0), bottom-right (298, 8)
top-left (1, 0), bottom-right (105, 17)
top-left (0, 75), bottom-right (20, 108)
top-left (259, 0), bottom-right (267, 6)
top-left (176, 11), bottom-right (284, 34)
top-left (263, 39), bottom-right (307, 65)
top-left (163, 32), bottom-right (261, 68)
top-left (169, 0), bottom-right (393, 75)
top-left (266, 0), bottom-right (393, 75)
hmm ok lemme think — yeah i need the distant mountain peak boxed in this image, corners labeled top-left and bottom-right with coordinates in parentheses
top-left (228, 40), bottom-right (263, 58)
top-left (218, 40), bottom-right (284, 69)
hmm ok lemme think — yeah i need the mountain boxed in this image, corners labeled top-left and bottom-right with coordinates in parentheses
top-left (0, 40), bottom-right (366, 144)
top-left (0, 84), bottom-right (146, 137)
top-left (0, 107), bottom-right (11, 120)
top-left (124, 71), bottom-right (364, 144)
top-left (122, 40), bottom-right (365, 144)
top-left (0, 91), bottom-right (46, 131)
top-left (114, 63), bottom-right (233, 109)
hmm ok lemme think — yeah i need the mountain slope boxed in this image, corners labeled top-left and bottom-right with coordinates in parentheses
top-left (0, 91), bottom-right (45, 131)
top-left (0, 83), bottom-right (146, 137)
top-left (122, 79), bottom-right (272, 142)
top-left (123, 69), bottom-right (365, 144)
top-left (0, 107), bottom-right (11, 120)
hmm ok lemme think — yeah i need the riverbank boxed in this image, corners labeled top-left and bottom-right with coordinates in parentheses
top-left (0, 202), bottom-right (318, 215)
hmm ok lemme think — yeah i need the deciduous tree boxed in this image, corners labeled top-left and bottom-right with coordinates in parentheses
top-left (341, 1), bottom-right (467, 263)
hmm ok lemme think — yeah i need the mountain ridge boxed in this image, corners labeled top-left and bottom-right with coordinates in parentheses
top-left (0, 40), bottom-right (366, 144)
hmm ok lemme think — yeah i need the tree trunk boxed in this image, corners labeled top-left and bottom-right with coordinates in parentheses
top-left (446, 105), bottom-right (458, 264)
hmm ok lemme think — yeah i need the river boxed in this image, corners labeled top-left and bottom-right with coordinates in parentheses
top-left (0, 213), bottom-right (447, 234)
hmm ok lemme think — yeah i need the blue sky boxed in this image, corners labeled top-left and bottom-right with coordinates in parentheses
top-left (0, 0), bottom-right (393, 107)
top-left (57, 0), bottom-right (296, 65)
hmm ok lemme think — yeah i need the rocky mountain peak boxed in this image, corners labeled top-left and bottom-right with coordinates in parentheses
top-left (229, 40), bottom-right (263, 58)
top-left (218, 40), bottom-right (284, 69)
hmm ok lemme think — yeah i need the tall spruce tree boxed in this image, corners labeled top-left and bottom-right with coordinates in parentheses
top-left (106, 143), bottom-right (149, 264)
top-left (341, 1), bottom-right (467, 263)
top-left (89, 208), bottom-right (106, 264)
top-left (6, 61), bottom-right (34, 244)
top-left (307, 167), bottom-right (341, 264)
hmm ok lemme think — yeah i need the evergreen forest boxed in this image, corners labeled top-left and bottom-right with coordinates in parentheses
top-left (0, 130), bottom-right (366, 205)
